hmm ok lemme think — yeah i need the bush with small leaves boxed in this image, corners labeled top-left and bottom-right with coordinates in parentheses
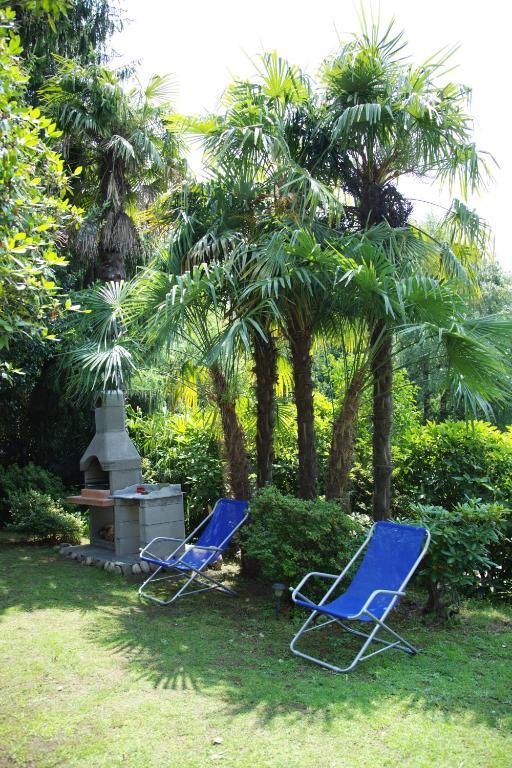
top-left (7, 490), bottom-right (83, 544)
top-left (0, 7), bottom-right (80, 365)
top-left (394, 421), bottom-right (512, 509)
top-left (0, 462), bottom-right (68, 523)
top-left (393, 421), bottom-right (512, 595)
top-left (244, 486), bottom-right (370, 591)
top-left (406, 500), bottom-right (507, 617)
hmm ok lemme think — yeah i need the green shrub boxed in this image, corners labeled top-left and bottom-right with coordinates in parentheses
top-left (7, 490), bottom-right (83, 544)
top-left (0, 462), bottom-right (68, 523)
top-left (487, 517), bottom-right (512, 598)
top-left (406, 500), bottom-right (506, 616)
top-left (394, 421), bottom-right (512, 594)
top-left (126, 408), bottom-right (225, 530)
top-left (271, 450), bottom-right (299, 496)
top-left (244, 486), bottom-right (370, 590)
top-left (394, 421), bottom-right (512, 509)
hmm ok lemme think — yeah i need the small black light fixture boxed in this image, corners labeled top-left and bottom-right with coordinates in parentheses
top-left (272, 582), bottom-right (287, 618)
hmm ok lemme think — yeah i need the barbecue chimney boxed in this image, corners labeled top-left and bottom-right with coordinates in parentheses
top-left (80, 390), bottom-right (141, 493)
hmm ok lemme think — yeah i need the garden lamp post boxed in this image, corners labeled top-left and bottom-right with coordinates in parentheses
top-left (272, 582), bottom-right (286, 618)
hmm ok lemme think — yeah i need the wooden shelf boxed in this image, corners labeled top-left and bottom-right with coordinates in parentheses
top-left (66, 488), bottom-right (113, 508)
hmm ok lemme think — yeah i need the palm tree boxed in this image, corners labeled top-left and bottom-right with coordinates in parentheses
top-left (64, 257), bottom-right (254, 500)
top-left (182, 57), bottom-right (291, 490)
top-left (245, 226), bottom-right (341, 499)
top-left (63, 280), bottom-right (138, 399)
top-left (323, 222), bottom-right (512, 507)
top-left (131, 259), bottom-right (253, 501)
top-left (135, 174), bottom-right (264, 500)
top-left (191, 53), bottom-right (343, 498)
top-left (320, 16), bottom-right (494, 518)
top-left (42, 59), bottom-right (184, 282)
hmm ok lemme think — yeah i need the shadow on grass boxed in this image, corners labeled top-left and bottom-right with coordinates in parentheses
top-left (1, 542), bottom-right (511, 731)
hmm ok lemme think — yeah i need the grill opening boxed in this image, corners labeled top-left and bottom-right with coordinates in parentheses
top-left (84, 457), bottom-right (109, 490)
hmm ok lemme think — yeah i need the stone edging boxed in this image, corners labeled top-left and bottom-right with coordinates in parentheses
top-left (55, 544), bottom-right (158, 576)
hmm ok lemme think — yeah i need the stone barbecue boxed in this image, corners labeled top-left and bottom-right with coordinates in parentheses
top-left (64, 391), bottom-right (185, 572)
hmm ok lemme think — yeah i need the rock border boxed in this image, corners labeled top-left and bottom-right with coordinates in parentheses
top-left (56, 544), bottom-right (156, 576)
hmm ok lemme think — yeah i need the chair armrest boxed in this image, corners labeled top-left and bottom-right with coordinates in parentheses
top-left (360, 589), bottom-right (406, 616)
top-left (291, 590), bottom-right (318, 605)
top-left (140, 536), bottom-right (185, 560)
top-left (291, 572), bottom-right (338, 604)
top-left (141, 536), bottom-right (184, 549)
top-left (189, 544), bottom-right (223, 553)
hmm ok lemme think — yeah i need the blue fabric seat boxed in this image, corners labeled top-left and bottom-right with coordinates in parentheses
top-left (142, 547), bottom-right (215, 572)
top-left (141, 498), bottom-right (248, 571)
top-left (139, 498), bottom-right (249, 605)
top-left (295, 522), bottom-right (426, 621)
top-left (290, 521), bottom-right (430, 672)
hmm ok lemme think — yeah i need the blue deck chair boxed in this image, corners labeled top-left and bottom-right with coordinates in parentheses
top-left (290, 521), bottom-right (430, 672)
top-left (138, 498), bottom-right (249, 606)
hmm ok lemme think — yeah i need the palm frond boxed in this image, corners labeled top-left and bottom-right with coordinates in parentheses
top-left (65, 340), bottom-right (136, 403)
top-left (141, 73), bottom-right (177, 106)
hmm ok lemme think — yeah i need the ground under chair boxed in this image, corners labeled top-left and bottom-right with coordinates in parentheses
top-left (290, 521), bottom-right (430, 673)
top-left (138, 498), bottom-right (249, 606)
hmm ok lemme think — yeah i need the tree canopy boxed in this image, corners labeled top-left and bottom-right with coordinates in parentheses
top-left (10, 0), bottom-right (122, 99)
top-left (0, 6), bottom-right (80, 376)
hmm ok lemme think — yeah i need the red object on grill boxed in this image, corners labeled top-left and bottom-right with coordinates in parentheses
top-left (136, 485), bottom-right (147, 494)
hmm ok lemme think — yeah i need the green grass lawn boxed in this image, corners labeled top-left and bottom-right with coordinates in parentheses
top-left (0, 540), bottom-right (511, 768)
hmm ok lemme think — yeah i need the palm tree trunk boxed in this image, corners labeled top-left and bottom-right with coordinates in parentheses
top-left (325, 366), bottom-right (366, 507)
top-left (210, 362), bottom-right (252, 501)
top-left (289, 326), bottom-right (317, 500)
top-left (371, 321), bottom-right (393, 520)
top-left (99, 207), bottom-right (135, 282)
top-left (98, 154), bottom-right (130, 282)
top-left (253, 331), bottom-right (277, 488)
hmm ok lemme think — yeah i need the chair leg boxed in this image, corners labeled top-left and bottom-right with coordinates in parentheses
top-left (192, 568), bottom-right (238, 596)
top-left (290, 612), bottom-right (419, 673)
top-left (290, 612), bottom-right (357, 673)
top-left (138, 564), bottom-right (237, 606)
top-left (138, 565), bottom-right (194, 606)
top-left (366, 614), bottom-right (418, 655)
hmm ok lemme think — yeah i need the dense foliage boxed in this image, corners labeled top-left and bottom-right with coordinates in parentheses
top-left (394, 420), bottom-right (512, 509)
top-left (0, 458), bottom-right (81, 543)
top-left (7, 489), bottom-right (83, 543)
top-left (0, 461), bottom-right (68, 523)
top-left (11, 0), bottom-right (121, 99)
top-left (244, 486), bottom-right (369, 588)
top-left (396, 421), bottom-right (512, 598)
top-left (0, 340), bottom-right (93, 484)
top-left (407, 501), bottom-right (506, 615)
top-left (0, 7), bottom-right (80, 371)
top-left (402, 261), bottom-right (512, 428)
top-left (126, 407), bottom-right (225, 530)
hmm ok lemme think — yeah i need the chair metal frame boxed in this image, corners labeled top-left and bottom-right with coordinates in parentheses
top-left (290, 522), bottom-right (431, 673)
top-left (138, 500), bottom-right (248, 606)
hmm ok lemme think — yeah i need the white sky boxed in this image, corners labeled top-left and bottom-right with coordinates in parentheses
top-left (113, 0), bottom-right (511, 269)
